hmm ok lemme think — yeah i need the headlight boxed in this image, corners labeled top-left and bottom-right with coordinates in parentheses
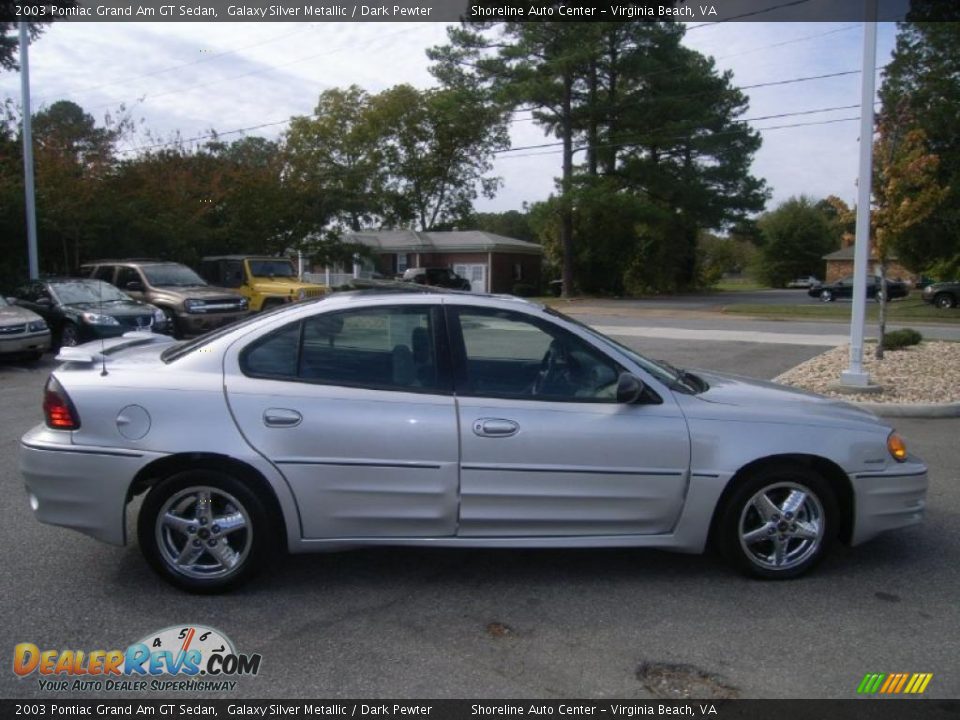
top-left (240, 298), bottom-right (249, 310)
top-left (153, 308), bottom-right (166, 324)
top-left (184, 299), bottom-right (204, 312)
top-left (887, 431), bottom-right (908, 462)
top-left (297, 288), bottom-right (307, 301)
top-left (28, 320), bottom-right (47, 332)
top-left (80, 312), bottom-right (120, 326)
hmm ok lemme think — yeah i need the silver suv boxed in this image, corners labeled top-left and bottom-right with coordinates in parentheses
top-left (80, 260), bottom-right (248, 338)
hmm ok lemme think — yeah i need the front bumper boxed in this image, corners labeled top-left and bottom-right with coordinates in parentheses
top-left (850, 461), bottom-right (928, 545)
top-left (177, 310), bottom-right (248, 336)
top-left (0, 330), bottom-right (51, 354)
top-left (20, 426), bottom-right (165, 546)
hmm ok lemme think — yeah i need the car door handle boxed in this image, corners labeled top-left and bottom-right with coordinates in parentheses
top-left (263, 408), bottom-right (302, 428)
top-left (472, 418), bottom-right (519, 438)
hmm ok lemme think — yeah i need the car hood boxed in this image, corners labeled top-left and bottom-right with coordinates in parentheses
top-left (679, 368), bottom-right (885, 428)
top-left (65, 301), bottom-right (155, 316)
top-left (250, 278), bottom-right (323, 293)
top-left (0, 304), bottom-right (42, 325)
top-left (150, 285), bottom-right (243, 300)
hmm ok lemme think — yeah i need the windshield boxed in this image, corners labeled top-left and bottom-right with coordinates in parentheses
top-left (142, 264), bottom-right (207, 287)
top-left (544, 307), bottom-right (701, 392)
top-left (49, 280), bottom-right (130, 305)
top-left (248, 260), bottom-right (295, 278)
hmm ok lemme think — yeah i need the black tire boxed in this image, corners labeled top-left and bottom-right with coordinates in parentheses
top-left (26, 350), bottom-right (44, 362)
top-left (138, 469), bottom-right (278, 593)
top-left (161, 307), bottom-right (181, 339)
top-left (934, 293), bottom-right (957, 310)
top-left (60, 322), bottom-right (81, 347)
top-left (715, 464), bottom-right (838, 580)
top-left (819, 289), bottom-right (834, 303)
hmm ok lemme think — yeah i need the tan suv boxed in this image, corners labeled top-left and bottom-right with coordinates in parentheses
top-left (79, 260), bottom-right (249, 338)
top-left (198, 255), bottom-right (326, 312)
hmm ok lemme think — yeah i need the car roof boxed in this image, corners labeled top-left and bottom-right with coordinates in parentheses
top-left (81, 259), bottom-right (175, 266)
top-left (202, 255), bottom-right (293, 261)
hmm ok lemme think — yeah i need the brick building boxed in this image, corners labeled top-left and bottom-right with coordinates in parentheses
top-left (822, 245), bottom-right (918, 284)
top-left (341, 230), bottom-right (544, 294)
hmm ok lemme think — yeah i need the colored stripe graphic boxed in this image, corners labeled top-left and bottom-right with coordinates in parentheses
top-left (858, 673), bottom-right (933, 694)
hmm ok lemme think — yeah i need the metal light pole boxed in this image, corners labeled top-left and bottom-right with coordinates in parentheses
top-left (840, 5), bottom-right (878, 388)
top-left (19, 22), bottom-right (39, 280)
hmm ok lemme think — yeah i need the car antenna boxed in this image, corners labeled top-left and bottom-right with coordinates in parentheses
top-left (98, 277), bottom-right (108, 376)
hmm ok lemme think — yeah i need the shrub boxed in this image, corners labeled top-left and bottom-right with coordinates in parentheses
top-left (883, 328), bottom-right (922, 350)
top-left (512, 283), bottom-right (539, 297)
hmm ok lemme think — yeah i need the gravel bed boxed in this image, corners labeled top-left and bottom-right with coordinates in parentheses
top-left (774, 341), bottom-right (960, 404)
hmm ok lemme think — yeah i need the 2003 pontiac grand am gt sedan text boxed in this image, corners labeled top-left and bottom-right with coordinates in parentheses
top-left (19, 291), bottom-right (927, 592)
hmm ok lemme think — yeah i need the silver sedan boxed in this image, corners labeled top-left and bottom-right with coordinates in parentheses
top-left (20, 292), bottom-right (928, 592)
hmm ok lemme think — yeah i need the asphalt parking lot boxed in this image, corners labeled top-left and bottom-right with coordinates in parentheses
top-left (1, 329), bottom-right (958, 700)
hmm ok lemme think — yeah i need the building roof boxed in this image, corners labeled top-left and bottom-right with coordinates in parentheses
top-left (345, 230), bottom-right (544, 256)
top-left (823, 245), bottom-right (898, 261)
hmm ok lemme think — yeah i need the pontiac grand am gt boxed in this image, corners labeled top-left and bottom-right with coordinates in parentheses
top-left (19, 292), bottom-right (927, 592)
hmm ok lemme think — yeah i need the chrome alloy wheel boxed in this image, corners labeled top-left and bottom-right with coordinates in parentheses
top-left (155, 486), bottom-right (252, 580)
top-left (738, 482), bottom-right (825, 571)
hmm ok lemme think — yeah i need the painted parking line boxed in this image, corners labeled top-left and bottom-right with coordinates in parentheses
top-left (593, 325), bottom-right (848, 347)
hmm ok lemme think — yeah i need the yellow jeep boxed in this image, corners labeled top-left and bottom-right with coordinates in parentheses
top-left (198, 256), bottom-right (327, 312)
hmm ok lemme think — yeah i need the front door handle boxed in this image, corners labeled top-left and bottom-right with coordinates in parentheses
top-left (263, 408), bottom-right (302, 428)
top-left (472, 418), bottom-right (519, 438)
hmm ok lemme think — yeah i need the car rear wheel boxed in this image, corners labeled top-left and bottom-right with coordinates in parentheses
top-left (716, 464), bottom-right (837, 580)
top-left (138, 470), bottom-right (276, 593)
top-left (819, 289), bottom-right (834, 302)
top-left (935, 293), bottom-right (957, 309)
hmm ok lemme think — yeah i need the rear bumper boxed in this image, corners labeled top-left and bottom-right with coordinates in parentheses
top-left (850, 462), bottom-right (928, 546)
top-left (19, 426), bottom-right (165, 546)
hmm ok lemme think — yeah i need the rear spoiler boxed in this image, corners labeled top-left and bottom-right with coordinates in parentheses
top-left (55, 332), bottom-right (172, 364)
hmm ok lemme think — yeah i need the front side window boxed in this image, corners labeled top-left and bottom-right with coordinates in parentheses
top-left (241, 305), bottom-right (447, 393)
top-left (93, 266), bottom-right (115, 283)
top-left (452, 307), bottom-right (621, 402)
top-left (116, 267), bottom-right (142, 290)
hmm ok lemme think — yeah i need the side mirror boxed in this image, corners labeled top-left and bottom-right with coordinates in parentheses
top-left (125, 281), bottom-right (144, 292)
top-left (616, 372), bottom-right (645, 404)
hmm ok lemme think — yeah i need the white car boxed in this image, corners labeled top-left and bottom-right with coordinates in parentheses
top-left (0, 295), bottom-right (50, 360)
top-left (787, 276), bottom-right (820, 289)
top-left (20, 291), bottom-right (928, 592)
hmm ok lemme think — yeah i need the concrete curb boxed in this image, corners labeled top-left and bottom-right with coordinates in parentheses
top-left (849, 401), bottom-right (960, 418)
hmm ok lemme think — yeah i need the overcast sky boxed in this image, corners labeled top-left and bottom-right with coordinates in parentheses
top-left (0, 20), bottom-right (898, 218)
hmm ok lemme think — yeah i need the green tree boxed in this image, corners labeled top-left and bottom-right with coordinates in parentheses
top-left (470, 208), bottom-right (536, 243)
top-left (879, 16), bottom-right (960, 275)
top-left (756, 196), bottom-right (835, 288)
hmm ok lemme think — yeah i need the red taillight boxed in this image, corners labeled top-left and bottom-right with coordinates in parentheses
top-left (43, 376), bottom-right (80, 430)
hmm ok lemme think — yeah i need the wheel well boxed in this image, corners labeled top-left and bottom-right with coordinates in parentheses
top-left (127, 453), bottom-right (286, 535)
top-left (708, 454), bottom-right (854, 545)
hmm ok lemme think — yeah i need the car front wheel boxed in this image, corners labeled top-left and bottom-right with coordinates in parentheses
top-left (60, 322), bottom-right (80, 347)
top-left (138, 470), bottom-right (276, 593)
top-left (819, 289), bottom-right (834, 302)
top-left (935, 293), bottom-right (957, 309)
top-left (716, 465), bottom-right (837, 580)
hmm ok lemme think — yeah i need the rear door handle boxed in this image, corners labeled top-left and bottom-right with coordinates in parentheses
top-left (263, 408), bottom-right (302, 428)
top-left (472, 418), bottom-right (519, 438)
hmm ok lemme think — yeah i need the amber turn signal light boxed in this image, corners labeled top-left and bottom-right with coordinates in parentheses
top-left (887, 432), bottom-right (907, 462)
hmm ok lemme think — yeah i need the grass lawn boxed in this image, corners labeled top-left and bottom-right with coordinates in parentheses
top-left (711, 278), bottom-right (772, 292)
top-left (722, 298), bottom-right (960, 324)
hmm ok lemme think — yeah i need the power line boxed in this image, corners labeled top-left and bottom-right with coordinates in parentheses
top-left (685, 0), bottom-right (814, 30)
top-left (495, 115), bottom-right (863, 161)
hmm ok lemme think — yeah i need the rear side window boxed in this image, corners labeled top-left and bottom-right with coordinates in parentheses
top-left (240, 306), bottom-right (449, 393)
top-left (92, 266), bottom-right (115, 283)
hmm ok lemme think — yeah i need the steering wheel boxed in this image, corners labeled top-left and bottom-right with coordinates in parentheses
top-left (531, 340), bottom-right (566, 396)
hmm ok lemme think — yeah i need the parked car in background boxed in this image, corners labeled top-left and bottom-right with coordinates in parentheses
top-left (401, 267), bottom-right (471, 290)
top-left (10, 278), bottom-right (168, 347)
top-left (20, 291), bottom-right (926, 591)
top-left (786, 276), bottom-right (820, 289)
top-left (921, 280), bottom-right (960, 309)
top-left (80, 260), bottom-right (248, 339)
top-left (0, 295), bottom-right (50, 361)
top-left (198, 256), bottom-right (326, 312)
top-left (808, 276), bottom-right (909, 302)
